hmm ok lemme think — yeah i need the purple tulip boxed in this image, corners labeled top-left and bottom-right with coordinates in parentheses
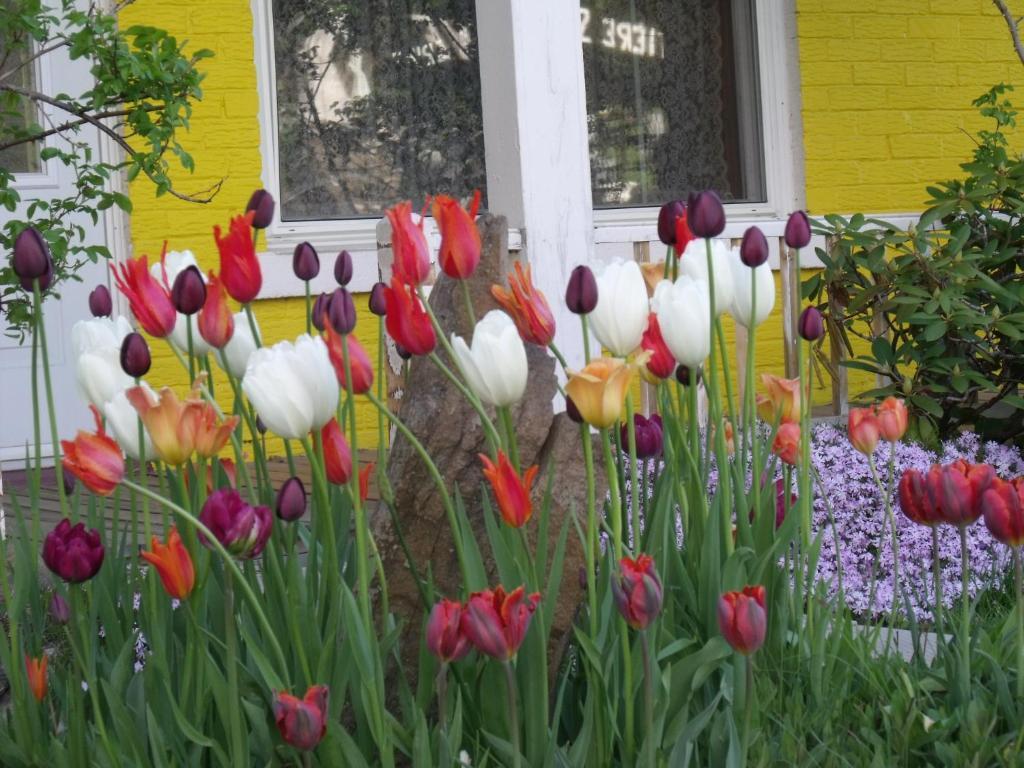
top-left (798, 306), bottom-right (825, 342)
top-left (657, 200), bottom-right (686, 246)
top-left (42, 519), bottom-right (105, 583)
top-left (275, 477), bottom-right (307, 522)
top-left (784, 211), bottom-right (811, 249)
top-left (19, 249), bottom-right (52, 292)
top-left (334, 250), bottom-right (353, 286)
top-left (49, 593), bottom-right (70, 624)
top-left (368, 282), bottom-right (388, 316)
top-left (566, 396), bottom-right (583, 424)
top-left (199, 489), bottom-right (273, 559)
top-left (120, 333), bottom-right (151, 378)
top-left (686, 191), bottom-right (726, 239)
top-left (88, 285), bottom-right (112, 317)
top-left (565, 265), bottom-right (598, 315)
top-left (675, 365), bottom-right (701, 387)
top-left (12, 227), bottom-right (51, 280)
top-left (292, 242), bottom-right (320, 281)
top-left (311, 292), bottom-right (331, 332)
top-left (620, 413), bottom-right (663, 459)
top-left (739, 226), bottom-right (769, 267)
top-left (171, 266), bottom-right (206, 315)
top-left (326, 287), bottom-right (356, 334)
top-left (246, 189), bottom-right (276, 230)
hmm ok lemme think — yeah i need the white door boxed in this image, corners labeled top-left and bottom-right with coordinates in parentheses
top-left (0, 25), bottom-right (121, 468)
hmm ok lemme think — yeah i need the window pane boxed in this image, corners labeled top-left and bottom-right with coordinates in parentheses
top-left (583, 0), bottom-right (765, 208)
top-left (272, 1), bottom-right (486, 221)
top-left (0, 39), bottom-right (41, 174)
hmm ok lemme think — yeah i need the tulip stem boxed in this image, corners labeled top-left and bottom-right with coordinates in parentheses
top-left (498, 406), bottom-right (521, 473)
top-left (503, 661), bottom-right (522, 768)
top-left (580, 315), bottom-right (592, 364)
top-left (436, 664), bottom-right (450, 765)
top-left (641, 630), bottom-right (655, 767)
top-left (742, 655), bottom-right (754, 766)
top-left (959, 522), bottom-right (972, 705)
top-left (931, 525), bottom-right (943, 641)
top-left (703, 239), bottom-right (732, 558)
top-left (33, 281), bottom-right (69, 520)
top-left (581, 420), bottom-right (599, 638)
top-left (459, 278), bottom-right (476, 327)
top-left (625, 392), bottom-right (642, 551)
top-left (185, 318), bottom-right (196, 383)
top-left (427, 351), bottom-right (502, 454)
top-left (868, 455), bottom-right (900, 629)
top-left (223, 578), bottom-right (246, 767)
top-left (30, 314), bottom-right (42, 546)
top-left (304, 280), bottom-right (312, 336)
top-left (601, 428), bottom-right (624, 561)
top-left (548, 340), bottom-right (569, 373)
top-left (243, 303), bottom-right (262, 348)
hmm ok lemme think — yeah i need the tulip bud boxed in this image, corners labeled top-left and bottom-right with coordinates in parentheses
top-left (686, 190), bottom-right (726, 238)
top-left (565, 265), bottom-right (598, 315)
top-left (62, 471), bottom-right (76, 496)
top-left (245, 189), bottom-right (275, 229)
top-left (369, 281), bottom-right (388, 316)
top-left (798, 306), bottom-right (824, 341)
top-left (718, 585), bottom-right (767, 655)
top-left (255, 415), bottom-right (268, 435)
top-left (612, 554), bottom-right (664, 630)
top-left (784, 210), bottom-right (811, 249)
top-left (876, 397), bottom-right (908, 443)
top-left (120, 333), bottom-right (151, 378)
top-left (675, 365), bottom-right (701, 386)
top-left (326, 287), bottom-right (356, 334)
top-left (739, 226), bottom-right (769, 267)
top-left (88, 285), bottom-right (112, 317)
top-left (170, 265), bottom-right (207, 316)
top-left (566, 396), bottom-right (583, 424)
top-left (311, 292), bottom-right (331, 332)
top-left (426, 599), bottom-right (471, 663)
top-left (460, 585), bottom-right (540, 660)
top-left (395, 343), bottom-right (412, 361)
top-left (12, 226), bottom-right (51, 280)
top-left (20, 257), bottom-right (52, 292)
top-left (275, 476), bottom-right (307, 522)
top-left (291, 241), bottom-right (320, 282)
top-left (621, 413), bottom-right (663, 459)
top-left (657, 200), bottom-right (686, 245)
top-left (334, 250), bottom-right (353, 286)
top-left (847, 407), bottom-right (880, 456)
top-left (49, 593), bottom-right (70, 624)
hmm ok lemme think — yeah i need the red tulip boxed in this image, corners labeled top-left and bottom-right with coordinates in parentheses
top-left (612, 554), bottom-right (663, 630)
top-left (426, 599), bottom-right (471, 663)
top-left (61, 405), bottom-right (124, 496)
top-left (273, 685), bottom-right (328, 751)
top-left (383, 277), bottom-right (436, 356)
top-left (461, 585), bottom-right (541, 660)
top-left (359, 462), bottom-right (373, 503)
top-left (491, 261), bottom-right (556, 346)
top-left (111, 254), bottom-right (177, 338)
top-left (386, 201), bottom-right (430, 286)
top-left (479, 451), bottom-right (538, 528)
top-left (140, 527), bottom-right (195, 600)
top-left (927, 460), bottom-right (995, 526)
top-left (847, 407), bottom-right (880, 456)
top-left (323, 322), bottom-right (373, 394)
top-left (198, 271), bottom-right (235, 349)
top-left (674, 210), bottom-right (695, 256)
top-left (718, 585), bottom-right (767, 655)
top-left (25, 655), bottom-right (47, 702)
top-left (43, 519), bottom-right (105, 583)
top-left (982, 477), bottom-right (1024, 547)
top-left (214, 211), bottom-right (262, 303)
top-left (639, 314), bottom-right (675, 380)
top-left (772, 422), bottom-right (800, 466)
top-left (199, 489), bottom-right (273, 559)
top-left (433, 190), bottom-right (482, 279)
top-left (898, 468), bottom-right (939, 526)
top-left (875, 397), bottom-right (908, 443)
top-left (320, 418), bottom-right (352, 485)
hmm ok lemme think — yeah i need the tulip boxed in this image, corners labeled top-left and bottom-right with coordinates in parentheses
top-left (739, 226), bottom-right (769, 267)
top-left (452, 310), bottom-right (528, 407)
top-left (982, 477), bottom-right (1024, 546)
top-left (798, 306), bottom-right (824, 342)
top-left (718, 585), bottom-right (767, 654)
top-left (70, 316), bottom-right (133, 407)
top-left (62, 471), bottom-right (75, 495)
top-left (276, 476), bottom-right (307, 522)
top-left (217, 311), bottom-right (259, 379)
top-left (246, 189), bottom-right (275, 229)
top-left (395, 343), bottom-right (412, 361)
top-left (479, 451), bottom-right (538, 528)
top-left (675, 212), bottom-right (695, 255)
top-left (61, 405), bottom-right (124, 496)
top-left (728, 257), bottom-right (775, 329)
top-left (127, 383), bottom-right (239, 465)
top-left (198, 272), bottom-right (234, 349)
top-left (191, 401), bottom-right (241, 460)
top-left (334, 250), bottom-right (353, 286)
top-left (651, 276), bottom-right (711, 370)
top-left (199, 488), bottom-right (272, 559)
top-left (43, 518), bottom-right (105, 582)
top-left (621, 413), bottom-right (663, 459)
top-left (368, 282), bottom-right (387, 316)
top-left (111, 255), bottom-right (177, 338)
top-left (847, 407), bottom-right (880, 456)
top-left (639, 314), bottom-right (675, 380)
top-left (717, 418), bottom-right (736, 456)
top-left (171, 265), bottom-right (207, 316)
top-left (119, 332), bottom-right (152, 379)
top-left (243, 334), bottom-right (339, 438)
top-left (320, 418), bottom-right (352, 485)
top-left (386, 201), bottom-right (430, 286)
top-left (433, 190), bottom-right (482, 279)
top-left (49, 594), bottom-right (69, 624)
top-left (756, 374), bottom-right (801, 424)
top-left (927, 460), bottom-right (994, 525)
top-left (214, 211), bottom-right (262, 303)
top-left (292, 241), bottom-right (320, 282)
top-left (612, 554), bottom-right (663, 630)
top-left (657, 200), bottom-right (686, 245)
top-left (141, 527), bottom-right (195, 600)
top-left (565, 265), bottom-right (598, 315)
top-left (640, 263), bottom-right (667, 297)
top-left (773, 478), bottom-right (796, 528)
top-left (273, 685), bottom-right (328, 751)
top-left (772, 422), bottom-right (800, 466)
top-left (460, 585), bottom-right (541, 660)
top-left (103, 385), bottom-right (155, 460)
top-left (150, 251), bottom-right (211, 355)
top-left (491, 261), bottom-right (556, 347)
top-left (675, 365), bottom-right (700, 387)
top-left (784, 210), bottom-right (812, 249)
top-left (88, 285), bottom-right (112, 317)
top-left (325, 287), bottom-right (356, 335)
top-left (383, 277), bottom-right (436, 356)
top-left (323, 322), bottom-right (374, 394)
top-left (13, 226), bottom-right (52, 281)
top-left (311, 292), bottom-right (330, 332)
top-left (875, 396), bottom-right (908, 442)
top-left (426, 599), bottom-right (472, 663)
top-left (679, 238), bottom-right (735, 315)
top-left (565, 396), bottom-right (583, 424)
top-left (898, 468), bottom-right (940, 526)
top-left (25, 655), bottom-right (47, 702)
top-left (686, 190), bottom-right (726, 239)
top-left (359, 462), bottom-right (373, 503)
top-left (565, 357), bottom-right (633, 429)
top-left (588, 260), bottom-right (649, 356)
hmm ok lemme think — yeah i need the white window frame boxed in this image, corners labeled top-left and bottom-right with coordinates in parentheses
top-left (4, 41), bottom-right (62, 192)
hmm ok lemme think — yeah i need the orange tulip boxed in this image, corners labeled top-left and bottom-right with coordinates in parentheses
top-left (772, 422), bottom-right (800, 466)
top-left (565, 357), bottom-right (635, 429)
top-left (323, 322), bottom-right (374, 394)
top-left (491, 261), bottom-right (556, 347)
top-left (847, 407), bottom-right (880, 456)
top-left (480, 451), bottom-right (539, 528)
top-left (756, 374), bottom-right (801, 425)
top-left (198, 271), bottom-right (234, 349)
top-left (640, 262), bottom-right (666, 298)
top-left (386, 201), bottom-right (431, 286)
top-left (61, 405), bottom-right (125, 496)
top-left (141, 527), bottom-right (195, 600)
top-left (716, 419), bottom-right (735, 456)
top-left (433, 190), bottom-right (482, 279)
top-left (25, 655), bottom-right (47, 702)
top-left (214, 211), bottom-right (262, 304)
top-left (192, 402), bottom-right (240, 459)
top-left (875, 396), bottom-right (908, 442)
top-left (127, 382), bottom-right (238, 465)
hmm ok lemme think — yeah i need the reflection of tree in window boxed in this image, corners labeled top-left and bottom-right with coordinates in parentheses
top-left (0, 26), bottom-right (42, 174)
top-left (272, 0), bottom-right (485, 221)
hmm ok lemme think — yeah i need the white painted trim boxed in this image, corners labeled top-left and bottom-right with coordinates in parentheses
top-left (7, 38), bottom-right (61, 191)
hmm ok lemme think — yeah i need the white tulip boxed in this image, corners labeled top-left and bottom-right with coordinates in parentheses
top-left (216, 311), bottom-right (258, 379)
top-left (150, 249), bottom-right (211, 356)
top-left (451, 310), bottom-right (528, 407)
top-left (70, 316), bottom-right (134, 408)
top-left (729, 259), bottom-right (776, 329)
top-left (652, 277), bottom-right (711, 370)
top-left (242, 334), bottom-right (338, 439)
top-left (70, 315), bottom-right (132, 359)
top-left (103, 385), bottom-right (155, 461)
top-left (679, 238), bottom-right (736, 316)
top-left (589, 260), bottom-right (650, 356)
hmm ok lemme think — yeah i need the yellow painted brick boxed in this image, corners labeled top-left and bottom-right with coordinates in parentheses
top-left (853, 62), bottom-right (904, 85)
top-left (888, 134), bottom-right (947, 159)
top-left (801, 62), bottom-right (854, 86)
top-left (830, 135), bottom-right (891, 160)
top-left (827, 38), bottom-right (881, 61)
top-left (853, 16), bottom-right (909, 39)
top-left (798, 13), bottom-right (854, 39)
top-left (930, 0), bottom-right (982, 13)
top-left (885, 85), bottom-right (952, 109)
top-left (878, 39), bottom-right (933, 62)
top-left (908, 16), bottom-right (959, 38)
top-left (959, 15), bottom-right (1009, 39)
top-left (825, 86), bottom-right (889, 110)
top-left (904, 63), bottom-right (958, 86)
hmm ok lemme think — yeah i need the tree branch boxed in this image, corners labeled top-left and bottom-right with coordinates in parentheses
top-left (993, 0), bottom-right (1024, 66)
top-left (0, 104), bottom-right (161, 152)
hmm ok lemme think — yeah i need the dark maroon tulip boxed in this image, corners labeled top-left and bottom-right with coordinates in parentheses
top-left (798, 306), bottom-right (824, 342)
top-left (246, 189), bottom-right (275, 230)
top-left (42, 519), bottom-right (105, 583)
top-left (62, 471), bottom-right (76, 496)
top-left (395, 343), bottom-right (412, 361)
top-left (88, 285), bottom-right (112, 318)
top-left (199, 488), bottom-right (272, 559)
top-left (657, 200), bottom-right (686, 246)
top-left (326, 287), bottom-right (356, 334)
top-left (565, 265), bottom-right (598, 315)
top-left (368, 281), bottom-right (388, 316)
top-left (49, 593), bottom-right (70, 624)
top-left (171, 266), bottom-right (206, 316)
top-left (120, 333), bottom-right (151, 378)
top-left (311, 292), bottom-right (331, 332)
top-left (739, 226), bottom-right (769, 267)
top-left (566, 396), bottom-right (583, 424)
top-left (255, 416), bottom-right (268, 435)
top-left (686, 191), bottom-right (726, 239)
top-left (275, 476), bottom-right (307, 522)
top-left (784, 211), bottom-right (811, 249)
top-left (292, 242), bottom-right (320, 282)
top-left (19, 253), bottom-right (52, 292)
top-left (675, 365), bottom-right (701, 386)
top-left (12, 227), bottom-right (51, 280)
top-left (334, 250), bottom-right (353, 286)
top-left (620, 413), bottom-right (663, 459)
